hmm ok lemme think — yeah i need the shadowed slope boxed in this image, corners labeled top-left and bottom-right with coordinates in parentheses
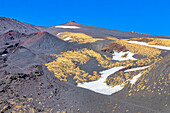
top-left (6, 46), bottom-right (42, 73)
top-left (23, 32), bottom-right (77, 54)
top-left (0, 30), bottom-right (27, 45)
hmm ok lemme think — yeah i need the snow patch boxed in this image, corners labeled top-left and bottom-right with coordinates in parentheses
top-left (77, 66), bottom-right (124, 95)
top-left (1, 54), bottom-right (7, 57)
top-left (77, 65), bottom-right (147, 95)
top-left (126, 41), bottom-right (170, 50)
top-left (55, 26), bottom-right (80, 29)
top-left (130, 72), bottom-right (142, 85)
top-left (112, 51), bottom-right (137, 61)
top-left (63, 37), bottom-right (72, 41)
top-left (57, 32), bottom-right (62, 36)
top-left (56, 33), bottom-right (73, 42)
top-left (124, 65), bottom-right (150, 72)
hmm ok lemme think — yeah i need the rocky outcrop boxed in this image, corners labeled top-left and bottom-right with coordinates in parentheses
top-left (101, 42), bottom-right (128, 53)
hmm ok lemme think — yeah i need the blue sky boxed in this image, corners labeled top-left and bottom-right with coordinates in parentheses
top-left (0, 0), bottom-right (170, 36)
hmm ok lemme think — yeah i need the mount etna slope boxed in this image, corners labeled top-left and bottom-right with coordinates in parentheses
top-left (0, 17), bottom-right (39, 35)
top-left (40, 21), bottom-right (170, 39)
top-left (0, 17), bottom-right (169, 113)
top-left (22, 32), bottom-right (78, 54)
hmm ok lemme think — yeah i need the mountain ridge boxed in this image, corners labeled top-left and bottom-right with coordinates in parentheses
top-left (1, 16), bottom-right (170, 38)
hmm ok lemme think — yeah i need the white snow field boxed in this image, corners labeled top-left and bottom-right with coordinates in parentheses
top-left (77, 66), bottom-right (125, 95)
top-left (112, 51), bottom-right (137, 61)
top-left (77, 65), bottom-right (150, 95)
top-left (77, 64), bottom-right (151, 95)
top-left (77, 40), bottom-right (170, 95)
top-left (55, 25), bottom-right (80, 29)
top-left (125, 41), bottom-right (170, 50)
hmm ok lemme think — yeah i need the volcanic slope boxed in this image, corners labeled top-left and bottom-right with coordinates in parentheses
top-left (0, 17), bottom-right (169, 113)
top-left (41, 21), bottom-right (170, 39)
top-left (22, 31), bottom-right (78, 54)
top-left (5, 46), bottom-right (42, 73)
top-left (112, 53), bottom-right (170, 113)
top-left (0, 17), bottom-right (39, 35)
top-left (0, 30), bottom-right (27, 45)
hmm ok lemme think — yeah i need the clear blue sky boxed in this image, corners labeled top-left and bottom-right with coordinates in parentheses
top-left (0, 0), bottom-right (170, 36)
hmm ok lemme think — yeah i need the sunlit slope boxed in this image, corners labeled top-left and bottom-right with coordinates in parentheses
top-left (45, 39), bottom-right (163, 85)
top-left (57, 32), bottom-right (104, 44)
top-left (0, 17), bottom-right (170, 113)
top-left (42, 23), bottom-right (170, 40)
top-left (113, 53), bottom-right (170, 112)
top-left (122, 37), bottom-right (170, 47)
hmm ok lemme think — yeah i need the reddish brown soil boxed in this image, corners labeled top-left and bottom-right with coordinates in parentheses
top-left (21, 31), bottom-right (46, 45)
top-left (61, 21), bottom-right (81, 26)
top-left (101, 42), bottom-right (128, 53)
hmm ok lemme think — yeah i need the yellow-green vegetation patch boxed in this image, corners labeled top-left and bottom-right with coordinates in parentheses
top-left (57, 32), bottom-right (104, 44)
top-left (148, 38), bottom-right (170, 47)
top-left (103, 54), bottom-right (112, 60)
top-left (106, 37), bottom-right (119, 41)
top-left (101, 39), bottom-right (162, 69)
top-left (45, 47), bottom-right (162, 84)
top-left (45, 49), bottom-right (102, 83)
top-left (106, 69), bottom-right (143, 87)
top-left (128, 61), bottom-right (170, 97)
top-left (114, 40), bottom-right (161, 58)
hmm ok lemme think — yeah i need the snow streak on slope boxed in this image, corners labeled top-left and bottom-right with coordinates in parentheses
top-left (57, 33), bottom-right (73, 42)
top-left (57, 32), bottom-right (62, 36)
top-left (124, 65), bottom-right (150, 72)
top-left (55, 26), bottom-right (80, 29)
top-left (130, 72), bottom-right (142, 85)
top-left (77, 67), bottom-right (124, 95)
top-left (63, 37), bottom-right (72, 41)
top-left (112, 51), bottom-right (137, 61)
top-left (125, 41), bottom-right (170, 50)
top-left (77, 64), bottom-right (152, 95)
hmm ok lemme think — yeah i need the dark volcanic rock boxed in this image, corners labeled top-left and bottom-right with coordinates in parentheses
top-left (6, 46), bottom-right (42, 73)
top-left (0, 30), bottom-right (27, 45)
top-left (0, 17), bottom-right (39, 35)
top-left (23, 31), bottom-right (77, 54)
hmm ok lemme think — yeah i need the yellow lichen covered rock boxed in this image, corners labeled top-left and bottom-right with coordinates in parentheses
top-left (57, 32), bottom-right (104, 44)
